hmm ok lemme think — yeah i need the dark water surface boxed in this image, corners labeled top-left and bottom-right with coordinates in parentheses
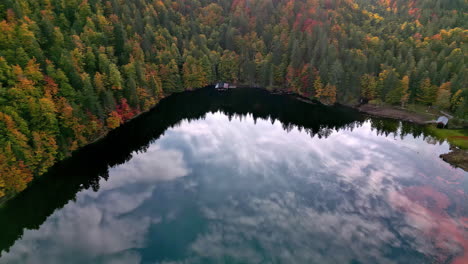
top-left (0, 88), bottom-right (467, 264)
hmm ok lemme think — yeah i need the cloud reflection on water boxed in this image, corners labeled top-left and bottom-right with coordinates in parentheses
top-left (0, 146), bottom-right (189, 264)
top-left (1, 112), bottom-right (466, 264)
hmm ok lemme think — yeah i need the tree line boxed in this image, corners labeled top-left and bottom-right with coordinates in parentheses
top-left (0, 86), bottom-right (429, 257)
top-left (0, 0), bottom-right (466, 198)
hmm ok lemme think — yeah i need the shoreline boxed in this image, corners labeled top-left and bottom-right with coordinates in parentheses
top-left (353, 103), bottom-right (468, 172)
top-left (212, 87), bottom-right (468, 172)
top-left (2, 87), bottom-right (466, 205)
top-left (440, 148), bottom-right (468, 172)
top-left (355, 104), bottom-right (432, 124)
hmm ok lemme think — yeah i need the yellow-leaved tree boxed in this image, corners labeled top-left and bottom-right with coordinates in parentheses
top-left (435, 82), bottom-right (452, 110)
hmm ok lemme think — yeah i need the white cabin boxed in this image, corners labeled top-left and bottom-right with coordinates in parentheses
top-left (436, 116), bottom-right (449, 128)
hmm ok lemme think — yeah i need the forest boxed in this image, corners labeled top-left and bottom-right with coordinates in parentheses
top-left (0, 0), bottom-right (466, 199)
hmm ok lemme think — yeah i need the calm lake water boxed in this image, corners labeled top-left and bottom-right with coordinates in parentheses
top-left (0, 88), bottom-right (467, 264)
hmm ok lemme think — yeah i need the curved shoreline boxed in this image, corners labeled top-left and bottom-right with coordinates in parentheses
top-left (1, 87), bottom-right (466, 205)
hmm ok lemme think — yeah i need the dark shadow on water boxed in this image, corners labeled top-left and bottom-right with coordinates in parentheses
top-left (0, 87), bottom-right (428, 255)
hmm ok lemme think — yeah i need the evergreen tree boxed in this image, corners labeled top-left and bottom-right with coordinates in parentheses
top-left (0, 0), bottom-right (466, 199)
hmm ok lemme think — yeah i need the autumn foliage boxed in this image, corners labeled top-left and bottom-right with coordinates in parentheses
top-left (0, 0), bottom-right (466, 198)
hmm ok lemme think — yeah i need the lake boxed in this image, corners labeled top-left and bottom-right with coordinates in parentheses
top-left (0, 88), bottom-right (466, 264)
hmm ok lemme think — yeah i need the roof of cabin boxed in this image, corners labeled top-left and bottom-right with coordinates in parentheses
top-left (437, 116), bottom-right (449, 124)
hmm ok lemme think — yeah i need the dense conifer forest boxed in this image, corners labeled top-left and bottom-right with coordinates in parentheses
top-left (0, 0), bottom-right (466, 198)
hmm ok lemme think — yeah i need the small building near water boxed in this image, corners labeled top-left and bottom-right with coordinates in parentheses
top-left (436, 116), bottom-right (449, 128)
top-left (215, 82), bottom-right (236, 90)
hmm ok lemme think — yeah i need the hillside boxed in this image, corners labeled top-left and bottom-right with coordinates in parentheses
top-left (0, 0), bottom-right (466, 199)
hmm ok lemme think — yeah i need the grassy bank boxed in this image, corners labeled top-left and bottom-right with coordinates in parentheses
top-left (427, 126), bottom-right (468, 149)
